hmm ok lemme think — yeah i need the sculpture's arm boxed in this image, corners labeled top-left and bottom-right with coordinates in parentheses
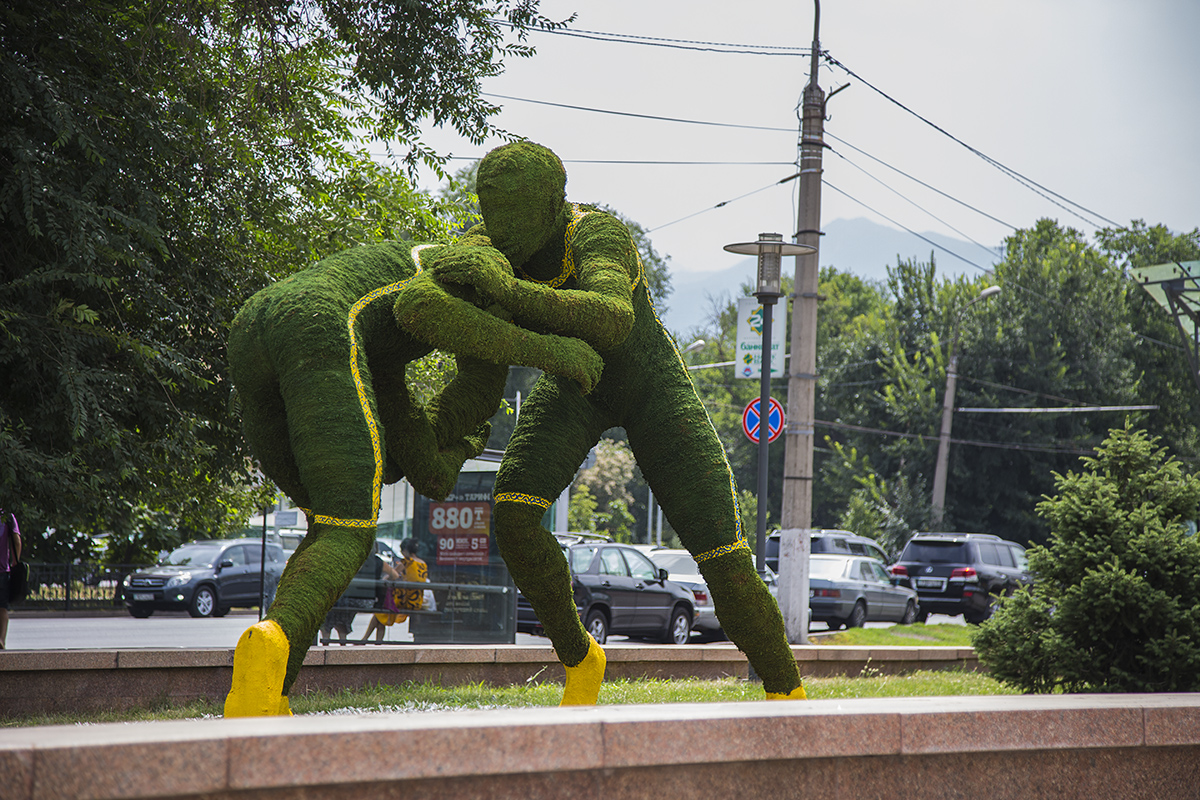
top-left (428, 218), bottom-right (638, 353)
top-left (392, 269), bottom-right (604, 394)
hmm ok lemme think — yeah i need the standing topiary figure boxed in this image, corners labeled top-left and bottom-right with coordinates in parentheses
top-left (431, 141), bottom-right (805, 703)
top-left (223, 240), bottom-right (602, 717)
top-left (973, 423), bottom-right (1200, 693)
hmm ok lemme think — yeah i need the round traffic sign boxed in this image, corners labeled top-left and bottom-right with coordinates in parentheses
top-left (742, 397), bottom-right (784, 444)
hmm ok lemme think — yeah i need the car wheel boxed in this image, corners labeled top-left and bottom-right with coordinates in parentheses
top-left (662, 605), bottom-right (692, 645)
top-left (213, 605), bottom-right (230, 618)
top-left (964, 610), bottom-right (986, 625)
top-left (916, 609), bottom-right (930, 623)
top-left (846, 601), bottom-right (867, 629)
top-left (189, 586), bottom-right (217, 618)
top-left (585, 609), bottom-right (609, 645)
top-left (128, 607), bottom-right (153, 619)
top-left (900, 600), bottom-right (918, 625)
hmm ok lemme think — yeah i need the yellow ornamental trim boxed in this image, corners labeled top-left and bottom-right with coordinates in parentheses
top-left (494, 492), bottom-right (554, 510)
top-left (694, 538), bottom-right (751, 563)
top-left (296, 508), bottom-right (379, 529)
top-left (342, 244), bottom-right (437, 521)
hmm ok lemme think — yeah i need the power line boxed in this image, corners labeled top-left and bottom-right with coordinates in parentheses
top-left (492, 20), bottom-right (815, 56)
top-left (827, 146), bottom-right (1004, 263)
top-left (824, 131), bottom-right (1017, 230)
top-left (821, 53), bottom-right (1123, 230)
top-left (821, 181), bottom-right (996, 273)
top-left (816, 418), bottom-right (1094, 456)
top-left (482, 92), bottom-right (794, 133)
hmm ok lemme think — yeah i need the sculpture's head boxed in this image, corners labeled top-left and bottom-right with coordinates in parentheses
top-left (476, 141), bottom-right (566, 266)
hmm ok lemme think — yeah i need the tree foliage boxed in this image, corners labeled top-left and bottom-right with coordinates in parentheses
top-left (681, 219), bottom-right (1200, 554)
top-left (973, 424), bottom-right (1200, 693)
top-left (0, 0), bottom-right (553, 560)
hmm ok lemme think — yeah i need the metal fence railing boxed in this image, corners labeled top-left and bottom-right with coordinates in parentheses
top-left (14, 563), bottom-right (151, 612)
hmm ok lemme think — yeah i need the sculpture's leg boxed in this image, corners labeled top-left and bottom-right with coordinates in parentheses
top-left (493, 376), bottom-right (609, 704)
top-left (624, 341), bottom-right (804, 699)
top-left (226, 353), bottom-right (384, 715)
top-left (379, 354), bottom-right (508, 499)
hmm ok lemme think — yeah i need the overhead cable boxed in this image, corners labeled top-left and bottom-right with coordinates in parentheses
top-left (482, 92), bottom-right (794, 132)
top-left (489, 19), bottom-right (814, 56)
top-left (822, 53), bottom-right (1122, 230)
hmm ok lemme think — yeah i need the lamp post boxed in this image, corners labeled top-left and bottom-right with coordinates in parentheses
top-left (724, 233), bottom-right (815, 574)
top-left (931, 285), bottom-right (1000, 527)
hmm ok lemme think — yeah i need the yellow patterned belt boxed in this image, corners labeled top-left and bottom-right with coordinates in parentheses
top-left (493, 492), bottom-right (554, 510)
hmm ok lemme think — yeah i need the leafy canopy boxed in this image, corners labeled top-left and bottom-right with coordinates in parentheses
top-left (0, 0), bottom-right (556, 560)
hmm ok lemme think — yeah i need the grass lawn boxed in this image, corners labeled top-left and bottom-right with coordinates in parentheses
top-left (810, 623), bottom-right (976, 648)
top-left (5, 667), bottom-right (1009, 729)
top-left (2, 624), bottom-right (994, 728)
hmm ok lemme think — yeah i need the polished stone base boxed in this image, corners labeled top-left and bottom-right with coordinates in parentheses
top-left (4, 694), bottom-right (1199, 800)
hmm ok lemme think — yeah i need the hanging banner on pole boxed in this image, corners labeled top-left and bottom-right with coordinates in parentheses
top-left (735, 297), bottom-right (786, 379)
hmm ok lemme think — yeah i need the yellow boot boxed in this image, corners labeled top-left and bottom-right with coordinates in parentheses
top-left (765, 683), bottom-right (808, 700)
top-left (224, 620), bottom-right (292, 717)
top-left (560, 633), bottom-right (606, 706)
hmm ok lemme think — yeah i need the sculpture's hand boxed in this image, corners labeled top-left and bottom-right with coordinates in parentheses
top-left (550, 335), bottom-right (604, 395)
top-left (423, 245), bottom-right (514, 303)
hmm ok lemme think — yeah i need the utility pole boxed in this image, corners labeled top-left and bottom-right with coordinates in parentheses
top-left (777, 0), bottom-right (825, 644)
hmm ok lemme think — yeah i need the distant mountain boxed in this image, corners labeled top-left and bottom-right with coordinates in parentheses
top-left (659, 217), bottom-right (1002, 334)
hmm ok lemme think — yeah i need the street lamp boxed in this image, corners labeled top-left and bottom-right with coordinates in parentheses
top-left (931, 285), bottom-right (1001, 527)
top-left (724, 233), bottom-right (815, 573)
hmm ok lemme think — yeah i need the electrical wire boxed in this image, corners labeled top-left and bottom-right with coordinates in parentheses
top-left (815, 418), bottom-right (1095, 456)
top-left (821, 53), bottom-right (1123, 231)
top-left (821, 181), bottom-right (995, 274)
top-left (482, 92), bottom-right (795, 133)
top-left (824, 131), bottom-right (1017, 230)
top-left (827, 145), bottom-right (1004, 263)
top-left (489, 19), bottom-right (815, 56)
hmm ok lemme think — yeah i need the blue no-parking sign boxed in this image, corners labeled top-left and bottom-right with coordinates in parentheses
top-left (742, 397), bottom-right (784, 444)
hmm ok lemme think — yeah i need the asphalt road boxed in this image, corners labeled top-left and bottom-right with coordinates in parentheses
top-left (4, 611), bottom-right (961, 651)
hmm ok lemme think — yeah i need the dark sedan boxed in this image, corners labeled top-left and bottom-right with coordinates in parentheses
top-left (517, 539), bottom-right (697, 645)
top-left (809, 554), bottom-right (919, 629)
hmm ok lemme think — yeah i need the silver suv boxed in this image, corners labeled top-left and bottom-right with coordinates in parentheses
top-left (123, 538), bottom-right (285, 618)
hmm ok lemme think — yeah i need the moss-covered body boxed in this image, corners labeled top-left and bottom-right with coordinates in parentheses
top-left (447, 142), bottom-right (803, 696)
top-left (226, 239), bottom-right (602, 704)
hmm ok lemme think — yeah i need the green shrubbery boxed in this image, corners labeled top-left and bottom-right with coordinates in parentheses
top-left (973, 423), bottom-right (1200, 692)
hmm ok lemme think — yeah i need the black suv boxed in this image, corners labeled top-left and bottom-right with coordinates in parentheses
top-left (889, 533), bottom-right (1030, 623)
top-left (517, 538), bottom-right (697, 645)
top-left (765, 529), bottom-right (890, 572)
top-left (123, 538), bottom-right (286, 618)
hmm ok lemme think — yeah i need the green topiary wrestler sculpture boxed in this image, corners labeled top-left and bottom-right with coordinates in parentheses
top-left (432, 141), bottom-right (806, 704)
top-left (223, 240), bottom-right (603, 717)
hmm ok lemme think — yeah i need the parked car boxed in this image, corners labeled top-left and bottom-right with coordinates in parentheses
top-left (889, 532), bottom-right (1031, 624)
top-left (123, 538), bottom-right (286, 618)
top-left (765, 529), bottom-right (890, 572)
top-left (517, 538), bottom-right (697, 645)
top-left (809, 554), bottom-right (920, 629)
top-left (648, 549), bottom-right (723, 640)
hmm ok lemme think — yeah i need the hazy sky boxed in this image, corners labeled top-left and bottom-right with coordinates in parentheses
top-left (408, 1), bottom-right (1200, 285)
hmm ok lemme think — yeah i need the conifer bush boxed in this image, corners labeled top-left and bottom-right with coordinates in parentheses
top-left (973, 423), bottom-right (1200, 693)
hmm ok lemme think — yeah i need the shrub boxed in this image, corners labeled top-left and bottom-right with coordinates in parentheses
top-left (973, 423), bottom-right (1200, 692)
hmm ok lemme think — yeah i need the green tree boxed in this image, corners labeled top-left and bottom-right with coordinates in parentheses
top-left (973, 424), bottom-right (1200, 693)
top-left (0, 0), bottom-right (557, 559)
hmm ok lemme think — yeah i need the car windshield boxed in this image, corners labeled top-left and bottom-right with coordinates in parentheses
top-left (904, 541), bottom-right (969, 563)
top-left (809, 557), bottom-right (848, 578)
top-left (163, 544), bottom-right (223, 567)
top-left (652, 553), bottom-right (699, 575)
